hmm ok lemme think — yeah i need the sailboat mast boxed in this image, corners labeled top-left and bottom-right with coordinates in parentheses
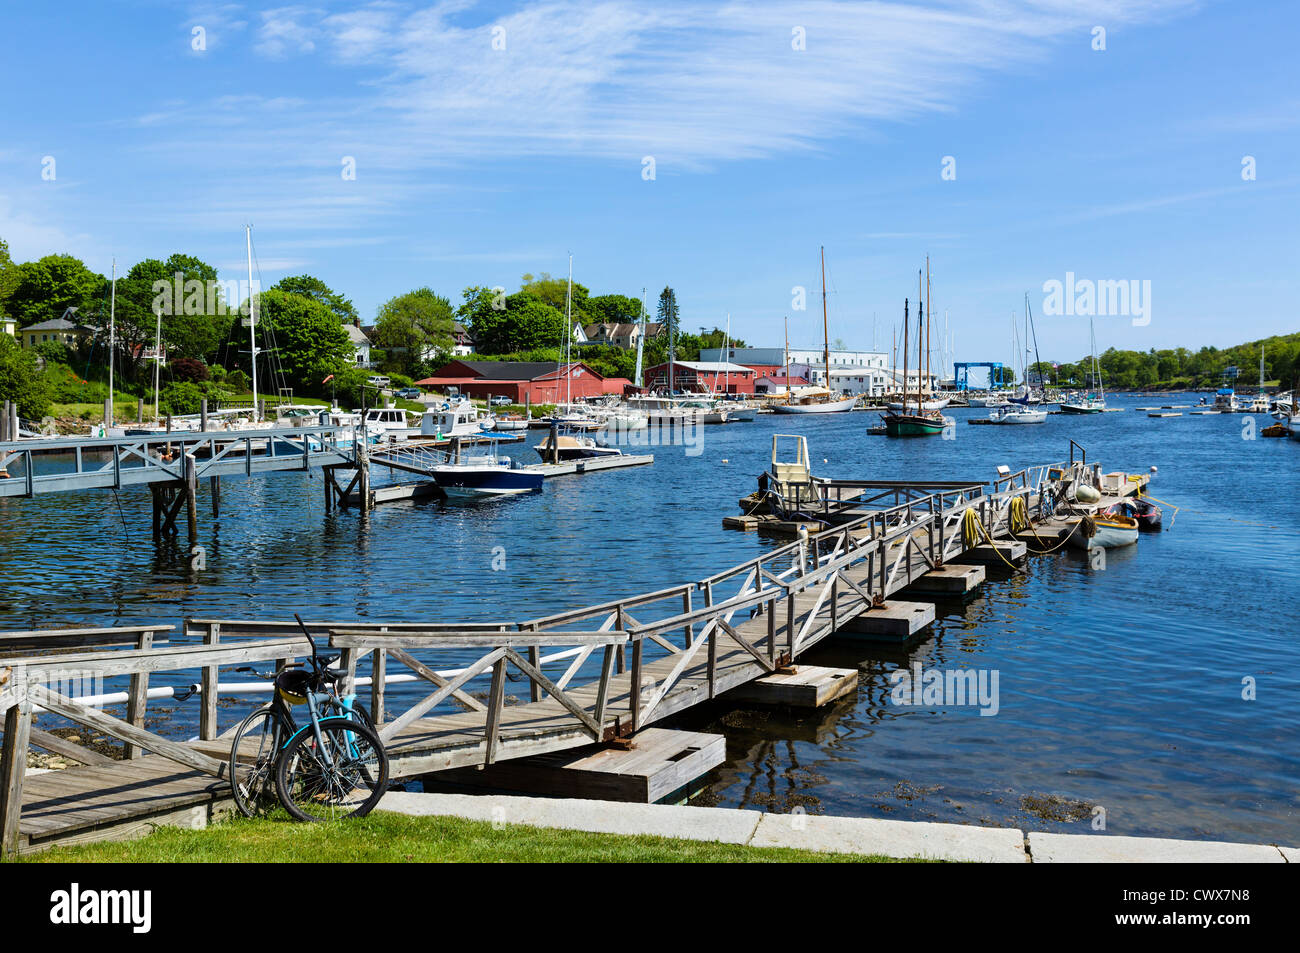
top-left (820, 246), bottom-right (830, 401)
top-left (902, 298), bottom-right (910, 413)
top-left (917, 269), bottom-right (923, 409)
top-left (925, 257), bottom-right (932, 398)
top-left (723, 314), bottom-right (731, 396)
top-left (634, 287), bottom-right (647, 388)
top-left (108, 258), bottom-right (116, 427)
top-left (246, 225), bottom-right (258, 422)
top-left (153, 301), bottom-right (162, 420)
top-left (565, 255), bottom-right (573, 406)
top-left (784, 316), bottom-right (790, 403)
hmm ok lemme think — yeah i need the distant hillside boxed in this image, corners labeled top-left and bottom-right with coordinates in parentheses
top-left (1031, 331), bottom-right (1300, 391)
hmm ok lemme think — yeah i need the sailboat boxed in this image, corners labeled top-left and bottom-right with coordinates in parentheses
top-left (989, 299), bottom-right (1047, 424)
top-left (1060, 316), bottom-right (1106, 414)
top-left (882, 266), bottom-right (946, 436)
top-left (773, 247), bottom-right (857, 414)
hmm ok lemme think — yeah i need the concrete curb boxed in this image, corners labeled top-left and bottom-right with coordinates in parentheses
top-left (1028, 832), bottom-right (1289, 863)
top-left (379, 791), bottom-right (764, 845)
top-left (378, 792), bottom-right (1297, 863)
top-left (750, 812), bottom-right (1027, 863)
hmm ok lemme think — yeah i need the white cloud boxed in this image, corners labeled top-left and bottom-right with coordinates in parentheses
top-left (255, 6), bottom-right (322, 58)
top-left (214, 0), bottom-right (1198, 170)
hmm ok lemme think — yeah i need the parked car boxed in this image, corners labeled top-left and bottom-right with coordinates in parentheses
top-left (488, 395), bottom-right (512, 407)
top-left (395, 387), bottom-right (422, 400)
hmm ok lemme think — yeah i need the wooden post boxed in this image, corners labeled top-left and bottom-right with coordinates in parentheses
top-left (483, 657), bottom-right (507, 765)
top-left (678, 588), bottom-right (693, 648)
top-left (200, 399), bottom-right (208, 432)
top-left (184, 453), bottom-right (198, 547)
top-left (357, 444), bottom-right (371, 513)
top-left (200, 623), bottom-right (220, 740)
top-left (630, 639), bottom-right (643, 730)
top-left (1, 400), bottom-right (9, 441)
top-left (370, 648), bottom-right (386, 723)
top-left (104, 397), bottom-right (112, 428)
top-left (549, 419), bottom-right (559, 464)
top-left (1, 689), bottom-right (33, 858)
top-left (125, 629), bottom-right (155, 758)
top-left (166, 413), bottom-right (173, 433)
top-left (137, 397), bottom-right (144, 424)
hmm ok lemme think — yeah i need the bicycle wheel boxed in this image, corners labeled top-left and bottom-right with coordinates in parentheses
top-left (229, 705), bottom-right (289, 817)
top-left (274, 717), bottom-right (389, 822)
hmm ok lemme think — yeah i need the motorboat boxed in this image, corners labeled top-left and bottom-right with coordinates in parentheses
top-left (966, 394), bottom-right (1009, 408)
top-left (1060, 394), bottom-right (1106, 414)
top-left (429, 448), bottom-right (542, 497)
top-left (419, 400), bottom-right (487, 439)
top-left (988, 405), bottom-right (1047, 424)
top-left (1102, 498), bottom-right (1162, 533)
top-left (534, 432), bottom-right (623, 462)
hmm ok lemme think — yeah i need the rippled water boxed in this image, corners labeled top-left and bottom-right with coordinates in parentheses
top-left (2, 396), bottom-right (1297, 843)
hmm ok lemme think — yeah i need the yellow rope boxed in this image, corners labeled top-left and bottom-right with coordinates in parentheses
top-left (960, 509), bottom-right (1024, 571)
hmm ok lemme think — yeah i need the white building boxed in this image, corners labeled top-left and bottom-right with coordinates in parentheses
top-left (346, 324), bottom-right (372, 368)
top-left (700, 346), bottom-right (891, 396)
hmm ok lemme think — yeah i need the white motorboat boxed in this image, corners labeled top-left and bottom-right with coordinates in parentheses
top-left (966, 394), bottom-right (1008, 408)
top-left (429, 446), bottom-right (543, 497)
top-left (535, 432), bottom-right (623, 462)
top-left (988, 405), bottom-right (1047, 424)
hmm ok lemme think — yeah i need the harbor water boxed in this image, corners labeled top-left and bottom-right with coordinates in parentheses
top-left (1, 395), bottom-right (1297, 844)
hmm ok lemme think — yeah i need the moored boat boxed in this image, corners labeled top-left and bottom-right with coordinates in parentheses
top-left (1066, 513), bottom-right (1139, 549)
top-left (988, 405), bottom-right (1047, 424)
top-left (429, 453), bottom-right (543, 497)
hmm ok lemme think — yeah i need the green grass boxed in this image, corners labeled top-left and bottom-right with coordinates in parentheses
top-left (19, 811), bottom-right (908, 863)
top-left (49, 399), bottom-right (149, 421)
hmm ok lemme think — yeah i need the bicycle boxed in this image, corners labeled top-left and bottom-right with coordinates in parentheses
top-left (227, 614), bottom-right (389, 822)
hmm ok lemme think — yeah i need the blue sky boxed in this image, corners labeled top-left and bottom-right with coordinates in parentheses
top-left (1, 0), bottom-right (1296, 365)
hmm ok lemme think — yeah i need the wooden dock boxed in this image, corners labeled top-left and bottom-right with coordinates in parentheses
top-left (1, 452), bottom-right (1154, 855)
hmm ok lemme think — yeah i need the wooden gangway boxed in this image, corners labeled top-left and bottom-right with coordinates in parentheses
top-left (0, 426), bottom-right (355, 499)
top-left (1, 460), bottom-right (1086, 855)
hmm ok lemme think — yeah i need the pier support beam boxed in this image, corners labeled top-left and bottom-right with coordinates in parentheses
top-left (184, 453), bottom-right (198, 547)
top-left (901, 563), bottom-right (985, 598)
top-left (421, 728), bottom-right (725, 804)
top-left (726, 665), bottom-right (858, 708)
top-left (836, 601), bottom-right (936, 642)
top-left (955, 540), bottom-right (1027, 566)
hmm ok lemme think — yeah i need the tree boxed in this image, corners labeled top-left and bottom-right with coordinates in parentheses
top-left (656, 287), bottom-right (679, 340)
top-left (371, 288), bottom-right (454, 375)
top-left (0, 333), bottom-right (52, 418)
top-left (90, 254), bottom-right (230, 379)
top-left (4, 254), bottom-right (102, 328)
top-left (0, 238), bottom-right (14, 317)
top-left (458, 287), bottom-right (568, 355)
top-left (586, 293), bottom-right (644, 326)
top-left (272, 275), bottom-right (358, 325)
top-left (521, 272), bottom-right (590, 325)
top-left (246, 289), bottom-right (354, 396)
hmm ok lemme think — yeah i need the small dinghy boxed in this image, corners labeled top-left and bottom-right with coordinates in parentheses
top-left (1102, 498), bottom-right (1162, 532)
top-left (1066, 513), bottom-right (1139, 549)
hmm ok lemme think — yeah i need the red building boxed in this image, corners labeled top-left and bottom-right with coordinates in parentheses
top-left (641, 360), bottom-right (756, 394)
top-left (416, 360), bottom-right (627, 403)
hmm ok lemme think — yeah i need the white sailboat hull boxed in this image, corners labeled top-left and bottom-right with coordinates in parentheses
top-left (772, 396), bottom-right (858, 414)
